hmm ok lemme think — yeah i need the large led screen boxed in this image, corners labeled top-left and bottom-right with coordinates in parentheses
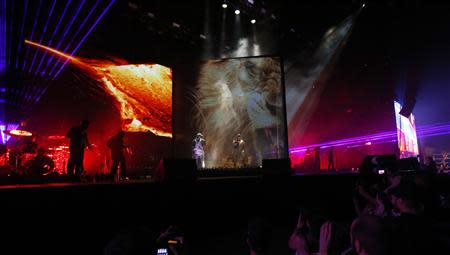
top-left (18, 40), bottom-right (174, 176)
top-left (394, 101), bottom-right (419, 158)
top-left (191, 56), bottom-right (288, 168)
top-left (24, 40), bottom-right (173, 138)
top-left (94, 63), bottom-right (173, 137)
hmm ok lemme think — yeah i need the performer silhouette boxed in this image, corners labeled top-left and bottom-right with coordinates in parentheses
top-left (67, 120), bottom-right (91, 180)
top-left (107, 130), bottom-right (128, 181)
top-left (232, 134), bottom-right (246, 167)
top-left (192, 133), bottom-right (206, 169)
top-left (327, 146), bottom-right (335, 171)
top-left (27, 148), bottom-right (54, 176)
top-left (313, 146), bottom-right (320, 171)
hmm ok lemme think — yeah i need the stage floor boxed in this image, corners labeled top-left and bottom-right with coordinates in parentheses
top-left (0, 175), bottom-right (263, 189)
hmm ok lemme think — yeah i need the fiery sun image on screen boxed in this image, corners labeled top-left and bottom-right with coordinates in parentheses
top-left (24, 40), bottom-right (173, 138)
top-left (93, 63), bottom-right (173, 137)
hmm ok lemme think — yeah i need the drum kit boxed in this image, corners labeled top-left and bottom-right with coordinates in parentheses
top-left (1, 129), bottom-right (108, 177)
top-left (0, 129), bottom-right (69, 176)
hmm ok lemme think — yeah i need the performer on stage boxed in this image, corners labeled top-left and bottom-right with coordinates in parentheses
top-left (232, 134), bottom-right (246, 167)
top-left (67, 120), bottom-right (91, 180)
top-left (107, 130), bottom-right (128, 181)
top-left (313, 146), bottom-right (321, 171)
top-left (192, 133), bottom-right (206, 169)
top-left (26, 148), bottom-right (55, 176)
top-left (327, 146), bottom-right (335, 171)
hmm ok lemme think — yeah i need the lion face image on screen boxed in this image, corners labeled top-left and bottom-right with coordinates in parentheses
top-left (192, 57), bottom-right (287, 168)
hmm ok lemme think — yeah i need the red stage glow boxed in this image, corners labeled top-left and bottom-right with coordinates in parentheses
top-left (25, 40), bottom-right (173, 138)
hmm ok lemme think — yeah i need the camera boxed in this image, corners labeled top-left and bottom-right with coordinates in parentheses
top-left (156, 225), bottom-right (184, 255)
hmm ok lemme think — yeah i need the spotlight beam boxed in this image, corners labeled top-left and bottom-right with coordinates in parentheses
top-left (219, 3), bottom-right (227, 57)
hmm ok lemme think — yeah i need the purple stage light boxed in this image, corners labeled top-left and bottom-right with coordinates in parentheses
top-left (6, 0), bottom-right (13, 68)
top-left (0, 124), bottom-right (6, 144)
top-left (27, 0), bottom-right (56, 74)
top-left (47, 0), bottom-right (101, 78)
top-left (18, 0), bottom-right (57, 106)
top-left (24, 0), bottom-right (73, 106)
top-left (32, 0), bottom-right (73, 78)
top-left (0, 0), bottom-right (6, 75)
top-left (0, 123), bottom-right (18, 144)
top-left (289, 130), bottom-right (398, 153)
top-left (40, 0), bottom-right (86, 77)
top-left (30, 0), bottom-right (116, 104)
top-left (51, 0), bottom-right (116, 81)
top-left (419, 131), bottom-right (450, 138)
top-left (289, 122), bottom-right (450, 154)
top-left (22, 0), bottom-right (43, 70)
top-left (15, 0), bottom-right (28, 69)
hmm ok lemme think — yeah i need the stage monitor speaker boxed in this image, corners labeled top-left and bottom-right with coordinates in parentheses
top-left (163, 158), bottom-right (197, 183)
top-left (359, 155), bottom-right (397, 174)
top-left (262, 158), bottom-right (291, 177)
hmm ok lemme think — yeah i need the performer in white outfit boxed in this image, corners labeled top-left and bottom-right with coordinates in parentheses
top-left (192, 133), bottom-right (206, 169)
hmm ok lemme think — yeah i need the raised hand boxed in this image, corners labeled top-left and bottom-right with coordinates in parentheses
top-left (319, 221), bottom-right (333, 255)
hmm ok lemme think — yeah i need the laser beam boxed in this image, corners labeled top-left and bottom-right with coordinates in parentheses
top-left (24, 40), bottom-right (82, 65)
top-left (15, 0), bottom-right (28, 69)
top-left (41, 0), bottom-right (86, 78)
top-left (22, 0), bottom-right (42, 70)
top-left (51, 0), bottom-right (116, 81)
top-left (32, 0), bottom-right (72, 78)
top-left (47, 0), bottom-right (101, 78)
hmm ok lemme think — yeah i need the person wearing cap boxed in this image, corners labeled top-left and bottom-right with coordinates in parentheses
top-left (192, 133), bottom-right (206, 169)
